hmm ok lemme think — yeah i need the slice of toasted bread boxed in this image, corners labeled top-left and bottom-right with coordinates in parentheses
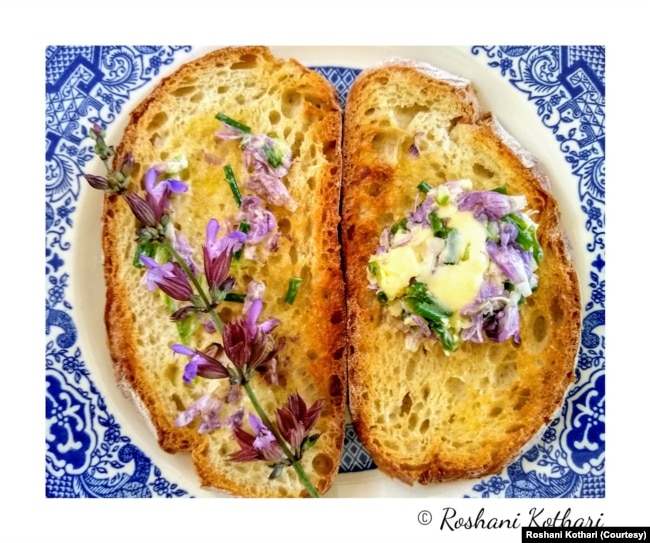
top-left (341, 59), bottom-right (581, 484)
top-left (102, 46), bottom-right (346, 497)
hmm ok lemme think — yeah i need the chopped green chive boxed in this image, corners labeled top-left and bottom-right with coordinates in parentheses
top-left (215, 112), bottom-right (251, 134)
top-left (263, 143), bottom-right (283, 168)
top-left (223, 164), bottom-right (242, 207)
top-left (429, 211), bottom-right (451, 238)
top-left (224, 292), bottom-right (246, 303)
top-left (435, 185), bottom-right (450, 205)
top-left (390, 217), bottom-right (408, 235)
top-left (284, 277), bottom-right (302, 304)
top-left (233, 222), bottom-right (250, 261)
top-left (503, 213), bottom-right (543, 263)
top-left (376, 291), bottom-right (389, 304)
top-left (417, 180), bottom-right (433, 194)
top-left (491, 186), bottom-right (508, 194)
top-left (368, 260), bottom-right (380, 277)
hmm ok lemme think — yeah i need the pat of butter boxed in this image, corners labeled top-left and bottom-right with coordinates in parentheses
top-left (425, 206), bottom-right (489, 311)
top-left (371, 204), bottom-right (489, 312)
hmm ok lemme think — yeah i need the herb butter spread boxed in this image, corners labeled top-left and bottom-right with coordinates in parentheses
top-left (367, 179), bottom-right (542, 353)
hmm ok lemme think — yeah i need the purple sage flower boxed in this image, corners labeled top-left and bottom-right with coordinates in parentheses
top-left (171, 343), bottom-right (230, 384)
top-left (140, 255), bottom-right (193, 301)
top-left (231, 413), bottom-right (283, 462)
top-left (275, 394), bottom-right (323, 450)
top-left (174, 394), bottom-right (223, 434)
top-left (143, 167), bottom-right (188, 222)
top-left (203, 219), bottom-right (246, 292)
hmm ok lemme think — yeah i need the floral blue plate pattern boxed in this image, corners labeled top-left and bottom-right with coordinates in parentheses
top-left (45, 46), bottom-right (605, 498)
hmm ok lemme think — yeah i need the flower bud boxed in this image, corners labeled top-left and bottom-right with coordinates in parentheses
top-left (84, 173), bottom-right (109, 191)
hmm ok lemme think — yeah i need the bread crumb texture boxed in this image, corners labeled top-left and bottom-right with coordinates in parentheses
top-left (342, 62), bottom-right (581, 484)
top-left (103, 47), bottom-right (346, 497)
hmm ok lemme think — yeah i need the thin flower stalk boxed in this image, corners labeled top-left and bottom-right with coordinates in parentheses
top-left (242, 382), bottom-right (319, 498)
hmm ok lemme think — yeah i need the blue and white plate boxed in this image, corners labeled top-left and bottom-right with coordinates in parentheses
top-left (45, 46), bottom-right (605, 498)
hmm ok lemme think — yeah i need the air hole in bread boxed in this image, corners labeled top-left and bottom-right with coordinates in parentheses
top-left (506, 423), bottom-right (524, 434)
top-left (472, 162), bottom-right (495, 179)
top-left (489, 406), bottom-right (503, 418)
top-left (277, 217), bottom-right (291, 235)
top-left (300, 265), bottom-right (312, 290)
top-left (405, 358), bottom-right (417, 380)
top-left (329, 374), bottom-right (343, 397)
top-left (289, 244), bottom-right (298, 265)
top-left (282, 90), bottom-right (303, 118)
top-left (190, 91), bottom-right (204, 103)
top-left (419, 418), bottom-right (430, 433)
top-left (513, 388), bottom-right (531, 411)
top-left (371, 131), bottom-right (400, 164)
top-left (171, 85), bottom-right (196, 98)
top-left (310, 452), bottom-right (333, 477)
top-left (330, 310), bottom-right (344, 325)
top-left (364, 182), bottom-right (381, 197)
top-left (170, 393), bottom-right (185, 412)
top-left (391, 104), bottom-right (429, 129)
top-left (231, 54), bottom-right (258, 69)
top-left (217, 85), bottom-right (229, 94)
top-left (147, 112), bottom-right (168, 131)
top-left (346, 224), bottom-right (355, 241)
top-left (333, 346), bottom-right (345, 361)
top-left (445, 376), bottom-right (465, 397)
top-left (268, 109), bottom-right (281, 125)
top-left (323, 139), bottom-right (338, 162)
top-left (494, 361), bottom-right (517, 387)
top-left (408, 412), bottom-right (418, 430)
top-left (400, 392), bottom-right (413, 416)
top-left (164, 363), bottom-right (179, 385)
top-left (291, 132), bottom-right (304, 158)
top-left (219, 306), bottom-right (233, 323)
top-left (364, 107), bottom-right (376, 116)
top-left (550, 296), bottom-right (565, 323)
top-left (235, 94), bottom-right (246, 105)
top-left (532, 313), bottom-right (549, 343)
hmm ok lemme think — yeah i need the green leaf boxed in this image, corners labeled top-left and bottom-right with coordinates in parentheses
top-left (301, 433), bottom-right (321, 454)
top-left (132, 240), bottom-right (157, 268)
top-left (269, 463), bottom-right (285, 480)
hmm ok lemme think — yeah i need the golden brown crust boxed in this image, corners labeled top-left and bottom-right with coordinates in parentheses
top-left (102, 46), bottom-right (346, 497)
top-left (342, 61), bottom-right (581, 484)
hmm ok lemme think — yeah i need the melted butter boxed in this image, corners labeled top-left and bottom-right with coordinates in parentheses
top-left (425, 205), bottom-right (489, 311)
top-left (371, 202), bottom-right (489, 312)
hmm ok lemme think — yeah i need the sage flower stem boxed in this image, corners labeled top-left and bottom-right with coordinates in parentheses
top-left (160, 240), bottom-right (224, 335)
top-left (243, 382), bottom-right (319, 498)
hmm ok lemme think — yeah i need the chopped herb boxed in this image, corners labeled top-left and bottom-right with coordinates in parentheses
top-left (435, 185), bottom-right (450, 205)
top-left (223, 164), bottom-right (242, 207)
top-left (284, 277), bottom-right (302, 304)
top-left (132, 240), bottom-right (157, 268)
top-left (376, 291), bottom-right (389, 304)
top-left (503, 213), bottom-right (543, 263)
top-left (263, 143), bottom-right (283, 168)
top-left (417, 180), bottom-right (433, 193)
top-left (224, 292), bottom-right (246, 303)
top-left (233, 222), bottom-right (250, 261)
top-left (491, 186), bottom-right (508, 194)
top-left (390, 217), bottom-right (408, 235)
top-left (368, 260), bottom-right (380, 277)
top-left (428, 211), bottom-right (451, 238)
top-left (215, 112), bottom-right (251, 134)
